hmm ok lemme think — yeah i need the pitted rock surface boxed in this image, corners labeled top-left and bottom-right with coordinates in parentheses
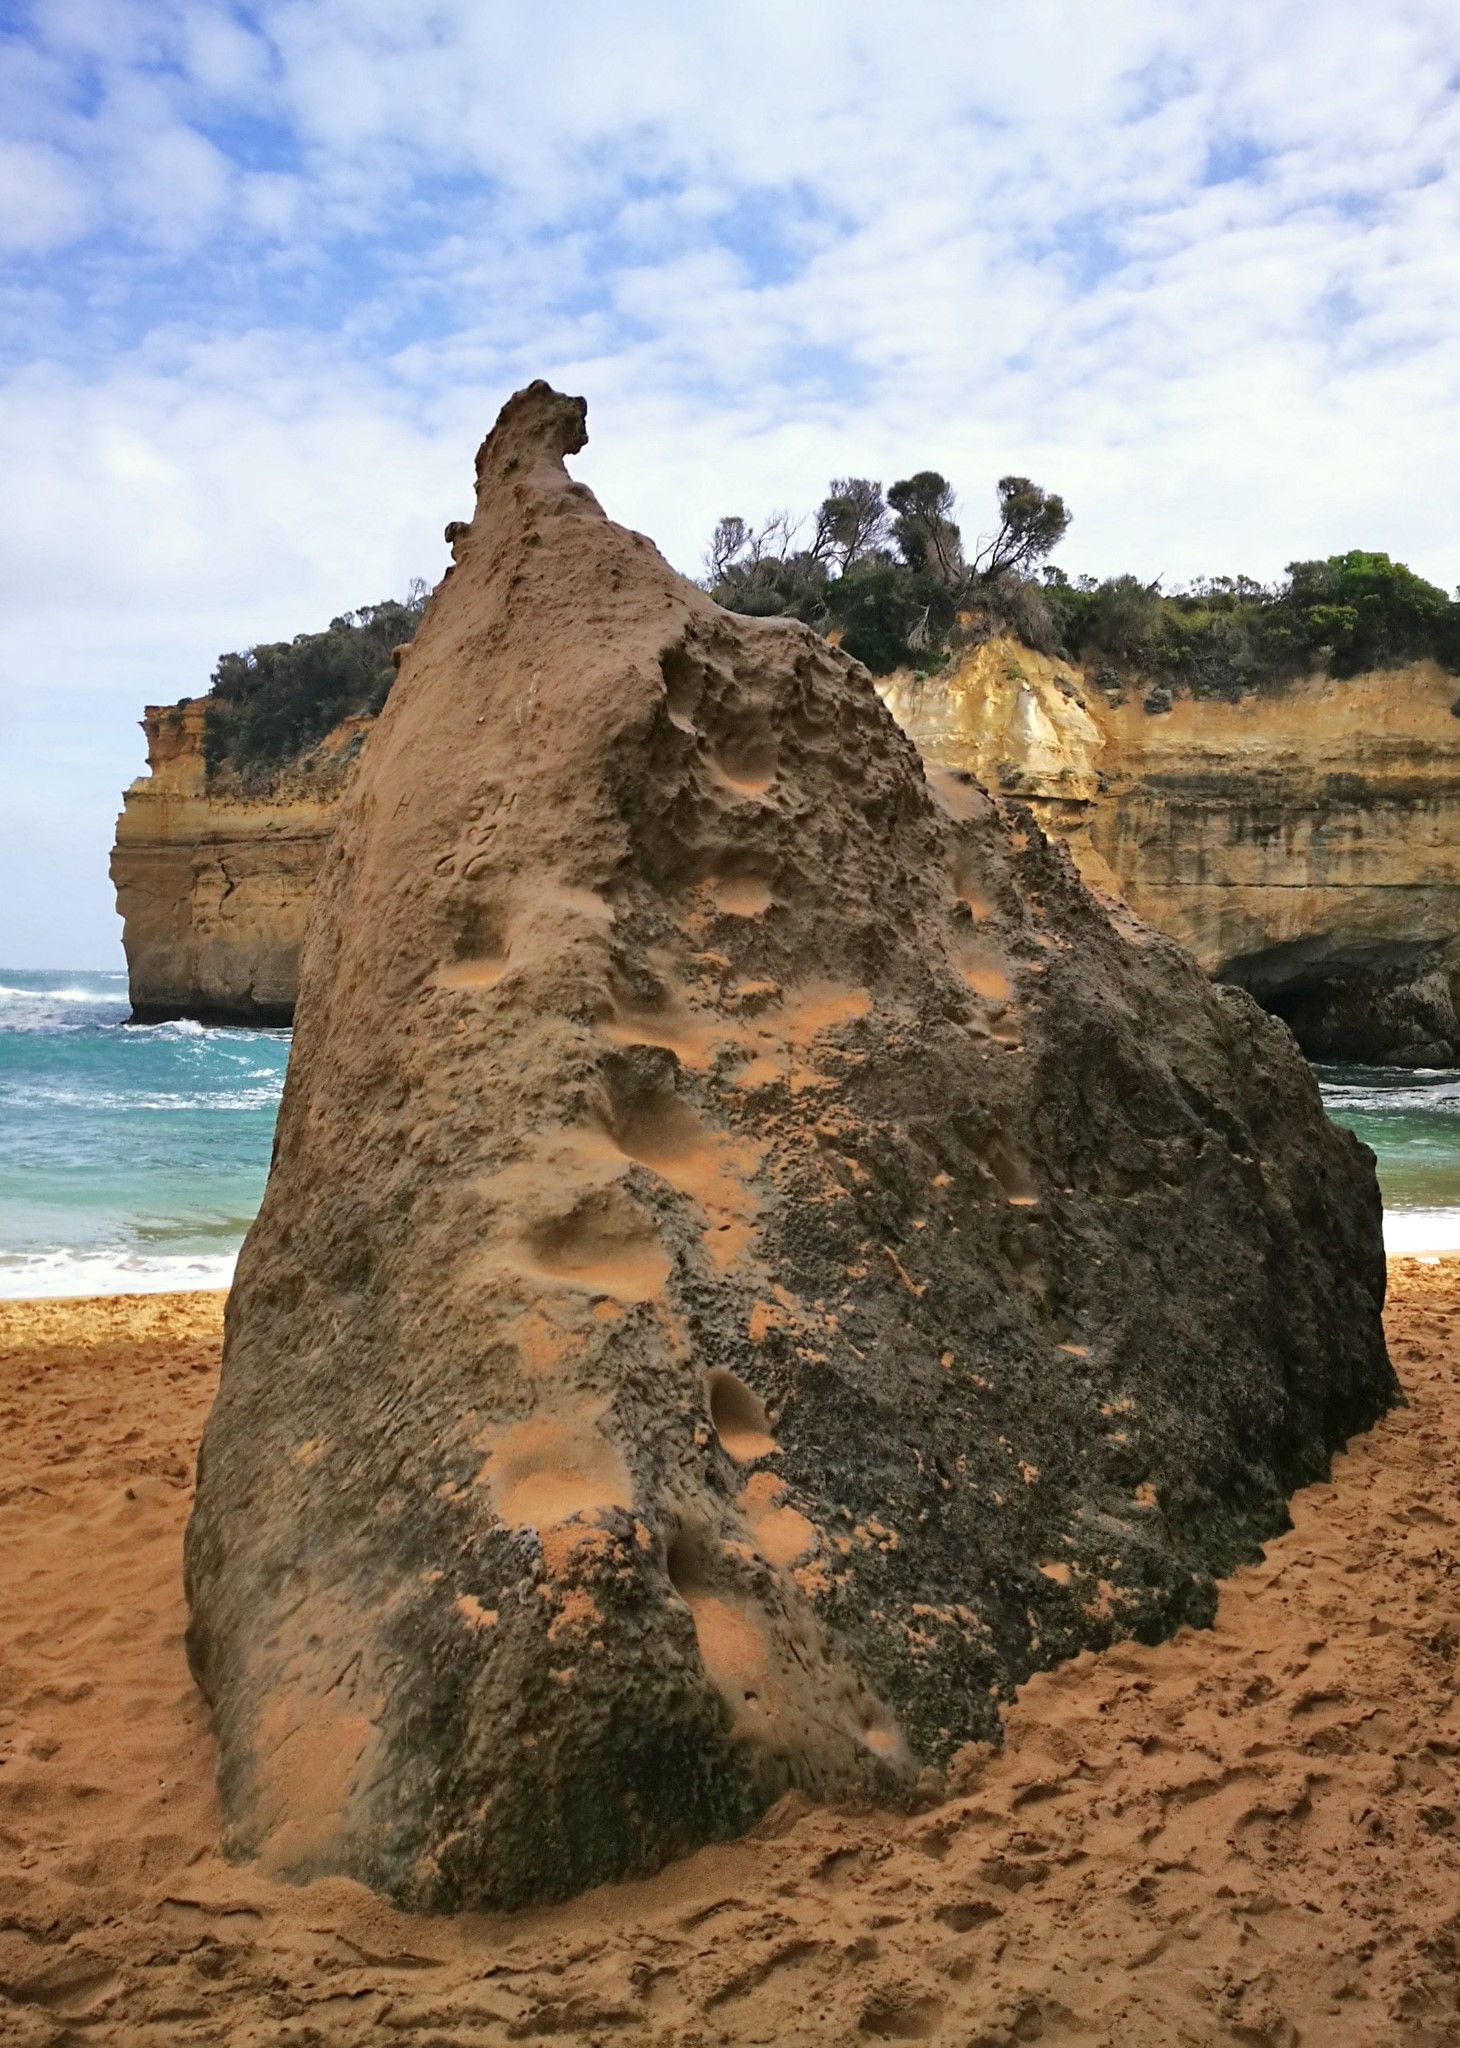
top-left (185, 381), bottom-right (1395, 1911)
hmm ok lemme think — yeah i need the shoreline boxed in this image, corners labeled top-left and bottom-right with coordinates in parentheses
top-left (1380, 1208), bottom-right (1460, 1256)
top-left (1, 1257), bottom-right (1457, 2042)
top-left (4, 1211), bottom-right (1459, 1302)
top-left (0, 1254), bottom-right (240, 1302)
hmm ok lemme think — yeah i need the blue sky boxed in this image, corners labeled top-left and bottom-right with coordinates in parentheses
top-left (2, 0), bottom-right (1459, 964)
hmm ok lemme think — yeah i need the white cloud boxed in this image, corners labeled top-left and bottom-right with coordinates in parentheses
top-left (178, 3), bottom-right (272, 98)
top-left (2, 0), bottom-right (1460, 962)
top-left (110, 118), bottom-right (235, 249)
top-left (0, 139), bottom-right (90, 249)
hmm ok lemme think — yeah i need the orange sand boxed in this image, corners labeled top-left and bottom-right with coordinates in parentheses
top-left (2, 1265), bottom-right (1458, 2045)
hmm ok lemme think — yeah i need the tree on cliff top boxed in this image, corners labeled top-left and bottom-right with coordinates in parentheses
top-left (810, 477), bottom-right (894, 573)
top-left (887, 472), bottom-right (964, 583)
top-left (970, 476), bottom-right (1072, 581)
top-left (202, 586), bottom-right (427, 785)
top-left (706, 469), bottom-right (1071, 672)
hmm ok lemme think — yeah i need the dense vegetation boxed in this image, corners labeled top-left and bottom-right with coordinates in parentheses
top-left (200, 585), bottom-right (427, 784)
top-left (705, 472), bottom-right (1069, 677)
top-left (1045, 552), bottom-right (1460, 699)
top-left (706, 476), bottom-right (1460, 698)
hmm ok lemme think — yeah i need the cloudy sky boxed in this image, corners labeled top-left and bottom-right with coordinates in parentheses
top-left (3, 0), bottom-right (1459, 965)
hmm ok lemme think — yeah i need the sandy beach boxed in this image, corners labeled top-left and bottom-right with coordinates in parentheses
top-left (1, 1263), bottom-right (1457, 2046)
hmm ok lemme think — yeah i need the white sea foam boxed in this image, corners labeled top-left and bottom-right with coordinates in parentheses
top-left (0, 982), bottom-right (122, 1005)
top-left (0, 1247), bottom-right (237, 1300)
top-left (0, 1081), bottom-right (282, 1113)
top-left (1321, 1072), bottom-right (1460, 1116)
top-left (124, 1017), bottom-right (207, 1038)
top-left (0, 981), bottom-right (130, 1033)
top-left (1383, 1209), bottom-right (1460, 1256)
top-left (115, 1019), bottom-right (290, 1047)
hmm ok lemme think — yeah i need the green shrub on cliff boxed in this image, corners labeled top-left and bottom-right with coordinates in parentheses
top-left (1058, 555), bottom-right (1460, 697)
top-left (1040, 571), bottom-right (1288, 694)
top-left (1285, 551), bottom-right (1460, 675)
top-left (827, 560), bottom-right (963, 672)
top-left (706, 470), bottom-right (1460, 698)
top-left (202, 586), bottom-right (427, 785)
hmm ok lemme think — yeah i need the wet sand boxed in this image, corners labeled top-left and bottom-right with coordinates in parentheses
top-left (1, 1264), bottom-right (1457, 2046)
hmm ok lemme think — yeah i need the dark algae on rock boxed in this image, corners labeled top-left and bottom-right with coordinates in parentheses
top-left (184, 383), bottom-right (1396, 1912)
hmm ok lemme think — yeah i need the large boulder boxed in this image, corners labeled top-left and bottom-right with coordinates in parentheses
top-left (185, 383), bottom-right (1395, 1912)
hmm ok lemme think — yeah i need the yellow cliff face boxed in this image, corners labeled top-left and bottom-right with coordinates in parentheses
top-left (879, 639), bottom-right (1102, 805)
top-left (112, 642), bottom-right (1460, 1057)
top-left (109, 702), bottom-right (364, 1024)
top-left (885, 641), bottom-right (1460, 1064)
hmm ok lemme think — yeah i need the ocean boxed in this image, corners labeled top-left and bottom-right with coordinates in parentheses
top-left (0, 968), bottom-right (287, 1299)
top-left (1, 967), bottom-right (1456, 1299)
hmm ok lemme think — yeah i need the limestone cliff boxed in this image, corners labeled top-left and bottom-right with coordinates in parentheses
top-left (110, 702), bottom-right (365, 1025)
top-left (882, 645), bottom-right (1460, 1065)
top-left (114, 633), bottom-right (1460, 1062)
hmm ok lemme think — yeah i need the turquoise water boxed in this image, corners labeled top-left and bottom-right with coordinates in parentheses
top-left (0, 969), bottom-right (1455, 1297)
top-left (1315, 1065), bottom-right (1460, 1254)
top-left (0, 968), bottom-right (287, 1297)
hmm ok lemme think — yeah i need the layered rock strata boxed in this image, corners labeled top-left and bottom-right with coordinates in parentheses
top-left (114, 649), bottom-right (1460, 1062)
top-left (110, 703), bottom-right (361, 1025)
top-left (883, 648), bottom-right (1460, 1064)
top-left (185, 383), bottom-right (1394, 1912)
